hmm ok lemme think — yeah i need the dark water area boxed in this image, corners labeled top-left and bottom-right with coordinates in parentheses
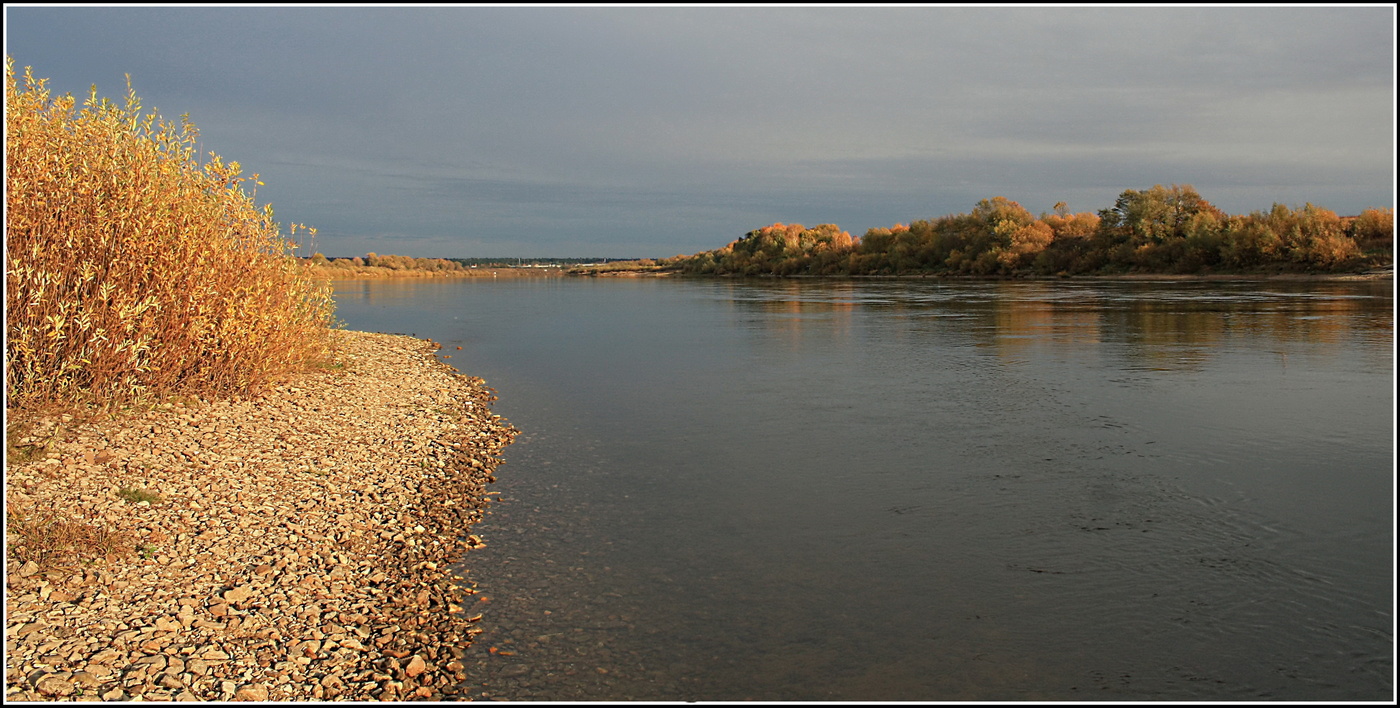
top-left (331, 276), bottom-right (1395, 702)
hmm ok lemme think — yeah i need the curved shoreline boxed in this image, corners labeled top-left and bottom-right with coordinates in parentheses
top-left (572, 266), bottom-right (1394, 281)
top-left (4, 330), bottom-right (518, 701)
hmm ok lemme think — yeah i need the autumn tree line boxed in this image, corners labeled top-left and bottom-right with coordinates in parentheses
top-left (660, 185), bottom-right (1393, 277)
top-left (303, 252), bottom-right (504, 279)
top-left (304, 254), bottom-right (577, 279)
top-left (307, 252), bottom-right (469, 273)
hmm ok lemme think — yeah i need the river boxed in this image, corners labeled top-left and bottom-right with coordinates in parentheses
top-left (331, 276), bottom-right (1394, 701)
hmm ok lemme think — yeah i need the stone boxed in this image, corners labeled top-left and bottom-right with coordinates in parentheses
top-left (71, 672), bottom-right (101, 688)
top-left (2, 331), bottom-right (518, 703)
top-left (89, 649), bottom-right (121, 665)
top-left (235, 683), bottom-right (268, 701)
top-left (15, 622), bottom-right (46, 639)
top-left (133, 654), bottom-right (167, 670)
top-left (404, 655), bottom-right (427, 678)
top-left (36, 675), bottom-right (74, 696)
top-left (81, 665), bottom-right (112, 679)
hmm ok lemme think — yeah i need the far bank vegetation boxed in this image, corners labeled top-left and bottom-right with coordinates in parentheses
top-left (574, 185), bottom-right (1393, 278)
top-left (305, 252), bottom-right (474, 278)
top-left (303, 253), bottom-right (566, 279)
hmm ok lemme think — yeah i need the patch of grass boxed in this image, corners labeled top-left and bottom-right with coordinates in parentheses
top-left (5, 417), bottom-right (52, 464)
top-left (6, 504), bottom-right (132, 569)
top-left (116, 487), bottom-right (162, 504)
top-left (306, 357), bottom-right (346, 372)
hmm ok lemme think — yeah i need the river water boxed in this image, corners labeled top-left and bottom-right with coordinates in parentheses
top-left (331, 276), bottom-right (1394, 701)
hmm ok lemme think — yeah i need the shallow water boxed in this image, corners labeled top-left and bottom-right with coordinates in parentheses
top-left (332, 276), bottom-right (1394, 701)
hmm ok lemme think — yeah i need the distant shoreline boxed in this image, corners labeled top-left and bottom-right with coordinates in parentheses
top-left (308, 266), bottom-right (567, 280)
top-left (849, 269), bottom-right (1396, 282)
top-left (571, 266), bottom-right (1395, 282)
top-left (309, 263), bottom-right (1393, 283)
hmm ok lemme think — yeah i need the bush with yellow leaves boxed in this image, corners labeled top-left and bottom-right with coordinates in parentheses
top-left (5, 58), bottom-right (335, 411)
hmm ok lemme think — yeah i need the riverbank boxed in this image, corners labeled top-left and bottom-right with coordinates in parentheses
top-left (844, 267), bottom-right (1395, 282)
top-left (4, 330), bottom-right (517, 701)
top-left (572, 265), bottom-right (1394, 281)
top-left (307, 266), bottom-right (566, 280)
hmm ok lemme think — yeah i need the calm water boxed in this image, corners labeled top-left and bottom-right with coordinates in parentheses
top-left (332, 276), bottom-right (1394, 701)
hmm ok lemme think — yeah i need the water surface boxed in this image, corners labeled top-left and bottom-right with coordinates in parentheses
top-left (332, 276), bottom-right (1394, 701)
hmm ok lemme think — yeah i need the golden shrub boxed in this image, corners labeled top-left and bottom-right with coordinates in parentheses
top-left (5, 59), bottom-right (335, 410)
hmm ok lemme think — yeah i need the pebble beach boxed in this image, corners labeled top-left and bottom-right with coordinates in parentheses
top-left (4, 330), bottom-right (518, 701)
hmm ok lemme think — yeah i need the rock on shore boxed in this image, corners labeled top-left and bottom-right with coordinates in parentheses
top-left (4, 330), bottom-right (518, 701)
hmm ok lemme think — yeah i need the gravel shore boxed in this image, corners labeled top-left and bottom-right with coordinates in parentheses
top-left (4, 330), bottom-right (518, 701)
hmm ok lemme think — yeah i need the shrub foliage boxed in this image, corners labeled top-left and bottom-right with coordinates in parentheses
top-left (662, 187), bottom-right (1392, 277)
top-left (5, 60), bottom-right (335, 410)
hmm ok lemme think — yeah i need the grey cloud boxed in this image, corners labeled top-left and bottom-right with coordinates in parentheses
top-left (4, 5), bottom-right (1392, 258)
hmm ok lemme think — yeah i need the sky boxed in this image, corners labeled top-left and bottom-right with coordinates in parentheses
top-left (4, 4), bottom-right (1396, 258)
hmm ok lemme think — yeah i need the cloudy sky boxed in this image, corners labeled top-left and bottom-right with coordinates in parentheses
top-left (5, 5), bottom-right (1395, 258)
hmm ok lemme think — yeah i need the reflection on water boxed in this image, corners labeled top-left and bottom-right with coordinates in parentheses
top-left (331, 277), bottom-right (1394, 701)
top-left (716, 279), bottom-right (1392, 371)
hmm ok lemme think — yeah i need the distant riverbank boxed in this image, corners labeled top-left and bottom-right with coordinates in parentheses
top-left (308, 265), bottom-right (567, 280)
top-left (570, 265), bottom-right (1395, 282)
